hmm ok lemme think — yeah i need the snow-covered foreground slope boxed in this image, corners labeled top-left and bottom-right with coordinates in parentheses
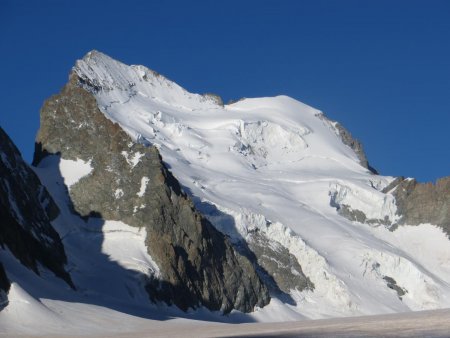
top-left (3, 307), bottom-right (450, 338)
top-left (1, 50), bottom-right (449, 335)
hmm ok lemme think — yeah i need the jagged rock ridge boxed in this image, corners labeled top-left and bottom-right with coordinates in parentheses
top-left (0, 127), bottom-right (74, 306)
top-left (33, 73), bottom-right (269, 313)
top-left (386, 177), bottom-right (450, 236)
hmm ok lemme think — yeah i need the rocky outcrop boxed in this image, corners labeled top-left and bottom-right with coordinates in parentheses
top-left (336, 204), bottom-right (391, 227)
top-left (0, 126), bottom-right (74, 301)
top-left (202, 93), bottom-right (224, 106)
top-left (383, 276), bottom-right (407, 299)
top-left (247, 231), bottom-right (313, 295)
top-left (333, 175), bottom-right (450, 237)
top-left (333, 122), bottom-right (378, 174)
top-left (192, 201), bottom-right (313, 301)
top-left (33, 72), bottom-right (269, 313)
top-left (315, 112), bottom-right (377, 173)
top-left (389, 177), bottom-right (450, 237)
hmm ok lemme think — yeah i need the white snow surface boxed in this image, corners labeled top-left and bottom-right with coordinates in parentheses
top-left (136, 177), bottom-right (150, 197)
top-left (73, 51), bottom-right (450, 318)
top-left (58, 158), bottom-right (92, 189)
top-left (1, 51), bottom-right (449, 335)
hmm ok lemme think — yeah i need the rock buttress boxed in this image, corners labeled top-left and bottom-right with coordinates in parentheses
top-left (33, 72), bottom-right (270, 313)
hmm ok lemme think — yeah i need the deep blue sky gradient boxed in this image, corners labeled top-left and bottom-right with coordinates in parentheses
top-left (1, 0), bottom-right (449, 182)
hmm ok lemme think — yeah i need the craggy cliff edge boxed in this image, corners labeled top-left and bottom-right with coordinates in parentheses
top-left (33, 73), bottom-right (269, 313)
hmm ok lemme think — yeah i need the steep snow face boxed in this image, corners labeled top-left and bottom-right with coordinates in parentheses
top-left (72, 51), bottom-right (450, 319)
top-left (75, 50), bottom-right (221, 112)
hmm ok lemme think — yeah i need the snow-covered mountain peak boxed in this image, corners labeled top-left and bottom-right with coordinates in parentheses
top-left (74, 50), bottom-right (223, 111)
top-left (73, 51), bottom-right (373, 177)
top-left (68, 52), bottom-right (450, 318)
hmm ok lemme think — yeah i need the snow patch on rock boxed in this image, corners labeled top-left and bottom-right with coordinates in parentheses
top-left (121, 151), bottom-right (145, 168)
top-left (114, 189), bottom-right (124, 199)
top-left (59, 158), bottom-right (93, 189)
top-left (136, 177), bottom-right (149, 197)
top-left (100, 220), bottom-right (160, 278)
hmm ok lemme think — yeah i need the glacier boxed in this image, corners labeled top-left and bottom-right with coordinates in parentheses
top-left (73, 50), bottom-right (450, 317)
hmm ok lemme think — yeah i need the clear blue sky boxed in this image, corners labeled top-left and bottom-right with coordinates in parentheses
top-left (1, 0), bottom-right (449, 182)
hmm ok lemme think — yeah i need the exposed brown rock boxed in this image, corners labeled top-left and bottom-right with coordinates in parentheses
top-left (392, 177), bottom-right (450, 237)
top-left (33, 72), bottom-right (270, 313)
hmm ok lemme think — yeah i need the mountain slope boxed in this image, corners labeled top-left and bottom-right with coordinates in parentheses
top-left (72, 50), bottom-right (450, 318)
top-left (0, 50), bottom-right (449, 335)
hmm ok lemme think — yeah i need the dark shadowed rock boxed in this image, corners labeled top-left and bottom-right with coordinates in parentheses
top-left (0, 126), bottom-right (74, 300)
top-left (33, 72), bottom-right (270, 313)
top-left (383, 276), bottom-right (407, 299)
top-left (247, 231), bottom-right (314, 295)
top-left (0, 262), bottom-right (9, 309)
top-left (191, 199), bottom-right (313, 304)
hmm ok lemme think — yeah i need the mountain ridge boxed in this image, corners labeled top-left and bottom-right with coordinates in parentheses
top-left (0, 50), bottom-right (449, 335)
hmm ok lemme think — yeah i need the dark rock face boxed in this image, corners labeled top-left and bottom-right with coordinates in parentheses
top-left (0, 263), bottom-right (9, 308)
top-left (247, 231), bottom-right (314, 295)
top-left (337, 205), bottom-right (391, 227)
top-left (383, 276), bottom-right (407, 299)
top-left (390, 177), bottom-right (450, 237)
top-left (34, 73), bottom-right (270, 313)
top-left (0, 127), bottom-right (74, 298)
top-left (192, 200), bottom-right (313, 303)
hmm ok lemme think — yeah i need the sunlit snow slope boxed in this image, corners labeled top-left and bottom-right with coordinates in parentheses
top-left (71, 51), bottom-right (450, 319)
